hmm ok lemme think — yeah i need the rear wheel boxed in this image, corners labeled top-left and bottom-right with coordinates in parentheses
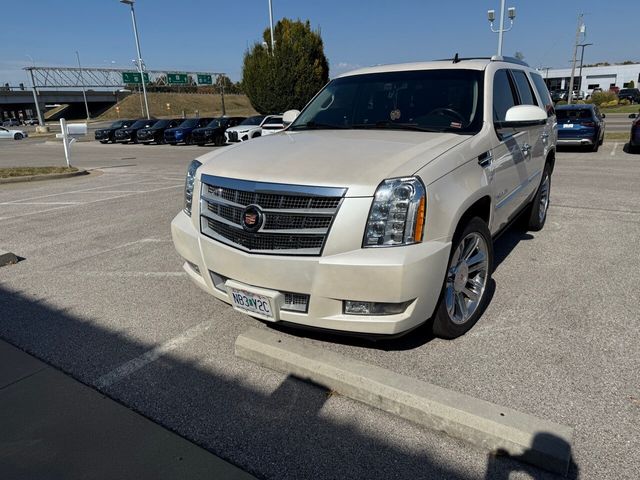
top-left (432, 218), bottom-right (493, 339)
top-left (524, 165), bottom-right (551, 231)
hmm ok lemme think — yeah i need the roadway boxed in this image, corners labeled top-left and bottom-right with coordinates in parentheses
top-left (1, 139), bottom-right (639, 479)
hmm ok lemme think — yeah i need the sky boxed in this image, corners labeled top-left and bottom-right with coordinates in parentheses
top-left (1, 0), bottom-right (637, 86)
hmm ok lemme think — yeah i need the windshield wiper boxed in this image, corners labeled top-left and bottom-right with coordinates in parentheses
top-left (351, 121), bottom-right (442, 133)
top-left (289, 121), bottom-right (348, 130)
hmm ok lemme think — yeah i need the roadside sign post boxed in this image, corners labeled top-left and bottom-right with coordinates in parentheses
top-left (58, 118), bottom-right (87, 167)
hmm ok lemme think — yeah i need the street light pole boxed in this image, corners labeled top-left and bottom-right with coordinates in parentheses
top-left (26, 55), bottom-right (44, 127)
top-left (567, 13), bottom-right (584, 105)
top-left (268, 0), bottom-right (275, 53)
top-left (488, 0), bottom-right (516, 57)
top-left (75, 51), bottom-right (91, 120)
top-left (577, 43), bottom-right (593, 93)
top-left (120, 0), bottom-right (150, 119)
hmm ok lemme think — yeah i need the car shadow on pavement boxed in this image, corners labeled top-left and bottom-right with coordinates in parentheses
top-left (0, 284), bottom-right (572, 480)
top-left (493, 228), bottom-right (535, 272)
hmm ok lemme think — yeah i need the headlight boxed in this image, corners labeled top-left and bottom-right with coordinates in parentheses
top-left (363, 177), bottom-right (426, 247)
top-left (183, 160), bottom-right (202, 216)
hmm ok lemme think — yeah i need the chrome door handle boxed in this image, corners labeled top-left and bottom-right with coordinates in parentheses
top-left (541, 132), bottom-right (549, 140)
top-left (521, 143), bottom-right (532, 155)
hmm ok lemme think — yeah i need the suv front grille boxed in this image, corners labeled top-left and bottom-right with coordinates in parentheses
top-left (200, 175), bottom-right (346, 256)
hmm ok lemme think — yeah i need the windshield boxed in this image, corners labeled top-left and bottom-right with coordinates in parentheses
top-left (130, 119), bottom-right (155, 129)
top-left (206, 118), bottom-right (223, 128)
top-left (110, 120), bottom-right (126, 128)
top-left (179, 119), bottom-right (199, 128)
top-left (291, 69), bottom-right (483, 133)
top-left (239, 116), bottom-right (265, 126)
top-left (150, 119), bottom-right (170, 128)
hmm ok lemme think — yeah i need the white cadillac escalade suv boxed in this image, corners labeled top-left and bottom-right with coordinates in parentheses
top-left (172, 57), bottom-right (557, 339)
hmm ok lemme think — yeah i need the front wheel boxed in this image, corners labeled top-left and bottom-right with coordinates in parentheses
top-left (432, 218), bottom-right (493, 339)
top-left (14, 133), bottom-right (23, 140)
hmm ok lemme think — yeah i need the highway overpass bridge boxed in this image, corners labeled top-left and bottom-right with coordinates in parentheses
top-left (0, 90), bottom-right (122, 121)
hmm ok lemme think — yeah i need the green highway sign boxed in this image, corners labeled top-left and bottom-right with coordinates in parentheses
top-left (167, 73), bottom-right (189, 84)
top-left (122, 72), bottom-right (149, 84)
top-left (197, 74), bottom-right (213, 85)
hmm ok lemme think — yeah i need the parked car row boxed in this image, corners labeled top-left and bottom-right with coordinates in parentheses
top-left (2, 118), bottom-right (39, 126)
top-left (95, 115), bottom-right (285, 146)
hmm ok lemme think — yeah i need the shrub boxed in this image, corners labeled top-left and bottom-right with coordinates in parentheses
top-left (556, 100), bottom-right (568, 106)
top-left (619, 99), bottom-right (631, 106)
top-left (591, 90), bottom-right (618, 105)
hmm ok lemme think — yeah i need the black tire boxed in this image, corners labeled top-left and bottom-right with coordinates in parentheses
top-left (592, 140), bottom-right (599, 152)
top-left (197, 143), bottom-right (205, 147)
top-left (169, 143), bottom-right (177, 146)
top-left (432, 217), bottom-right (493, 339)
top-left (524, 165), bottom-right (551, 231)
top-left (14, 133), bottom-right (23, 140)
top-left (214, 135), bottom-right (224, 146)
top-left (100, 140), bottom-right (108, 144)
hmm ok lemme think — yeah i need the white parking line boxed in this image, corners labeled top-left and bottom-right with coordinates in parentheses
top-left (78, 271), bottom-right (186, 278)
top-left (0, 185), bottom-right (181, 221)
top-left (95, 320), bottom-right (214, 388)
top-left (611, 142), bottom-right (619, 156)
top-left (0, 201), bottom-right (83, 206)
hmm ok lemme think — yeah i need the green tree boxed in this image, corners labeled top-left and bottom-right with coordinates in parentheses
top-left (242, 18), bottom-right (329, 114)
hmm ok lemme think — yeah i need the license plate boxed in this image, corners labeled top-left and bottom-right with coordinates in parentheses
top-left (230, 288), bottom-right (273, 319)
top-left (563, 123), bottom-right (574, 128)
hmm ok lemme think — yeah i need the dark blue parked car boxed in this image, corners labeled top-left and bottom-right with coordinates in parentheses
top-left (556, 104), bottom-right (605, 152)
top-left (164, 117), bottom-right (213, 145)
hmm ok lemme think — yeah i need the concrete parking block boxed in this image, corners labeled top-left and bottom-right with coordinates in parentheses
top-left (235, 327), bottom-right (573, 475)
top-left (0, 250), bottom-right (18, 267)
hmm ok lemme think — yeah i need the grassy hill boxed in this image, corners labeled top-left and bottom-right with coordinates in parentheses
top-left (98, 92), bottom-right (257, 120)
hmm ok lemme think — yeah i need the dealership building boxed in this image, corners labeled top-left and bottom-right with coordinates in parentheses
top-left (540, 63), bottom-right (640, 95)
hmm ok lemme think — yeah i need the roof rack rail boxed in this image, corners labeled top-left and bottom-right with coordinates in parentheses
top-left (434, 56), bottom-right (530, 67)
top-left (490, 55), bottom-right (530, 67)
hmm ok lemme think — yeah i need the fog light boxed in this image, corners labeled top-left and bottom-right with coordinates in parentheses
top-left (343, 300), bottom-right (413, 316)
top-left (185, 260), bottom-right (201, 275)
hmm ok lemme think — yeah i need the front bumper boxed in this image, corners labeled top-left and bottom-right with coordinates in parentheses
top-left (171, 210), bottom-right (451, 335)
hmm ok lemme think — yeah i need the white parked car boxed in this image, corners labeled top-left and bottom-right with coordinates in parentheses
top-left (259, 117), bottom-right (284, 136)
top-left (0, 126), bottom-right (28, 140)
top-left (173, 57), bottom-right (557, 339)
top-left (225, 115), bottom-right (283, 143)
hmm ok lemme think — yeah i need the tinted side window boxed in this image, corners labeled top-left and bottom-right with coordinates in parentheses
top-left (511, 70), bottom-right (538, 106)
top-left (530, 73), bottom-right (554, 116)
top-left (493, 69), bottom-right (517, 122)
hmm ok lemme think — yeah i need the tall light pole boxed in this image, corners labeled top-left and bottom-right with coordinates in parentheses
top-left (577, 42), bottom-right (593, 93)
top-left (488, 0), bottom-right (516, 57)
top-left (75, 51), bottom-right (91, 120)
top-left (567, 13), bottom-right (585, 105)
top-left (120, 0), bottom-right (150, 119)
top-left (25, 55), bottom-right (44, 127)
top-left (268, 0), bottom-right (275, 53)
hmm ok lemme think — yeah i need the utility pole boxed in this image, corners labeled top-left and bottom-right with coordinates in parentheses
top-left (76, 51), bottom-right (91, 120)
top-left (568, 13), bottom-right (584, 105)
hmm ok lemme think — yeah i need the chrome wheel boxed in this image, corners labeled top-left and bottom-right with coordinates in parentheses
top-left (538, 174), bottom-right (550, 224)
top-left (445, 233), bottom-right (489, 325)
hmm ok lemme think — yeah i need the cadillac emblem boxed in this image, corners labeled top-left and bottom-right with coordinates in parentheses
top-left (242, 205), bottom-right (263, 232)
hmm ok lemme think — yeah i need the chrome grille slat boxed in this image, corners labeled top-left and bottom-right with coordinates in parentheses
top-left (199, 175), bottom-right (346, 256)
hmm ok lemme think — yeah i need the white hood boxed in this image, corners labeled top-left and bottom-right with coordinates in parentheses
top-left (198, 130), bottom-right (470, 197)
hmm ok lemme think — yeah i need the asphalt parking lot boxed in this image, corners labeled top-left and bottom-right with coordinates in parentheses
top-left (1, 138), bottom-right (639, 479)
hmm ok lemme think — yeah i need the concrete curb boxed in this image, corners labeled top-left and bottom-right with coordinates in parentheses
top-left (0, 250), bottom-right (19, 267)
top-left (235, 328), bottom-right (573, 476)
top-left (0, 169), bottom-right (89, 185)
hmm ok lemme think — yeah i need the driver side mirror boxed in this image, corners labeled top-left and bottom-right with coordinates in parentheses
top-left (496, 105), bottom-right (547, 129)
top-left (283, 109), bottom-right (300, 127)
